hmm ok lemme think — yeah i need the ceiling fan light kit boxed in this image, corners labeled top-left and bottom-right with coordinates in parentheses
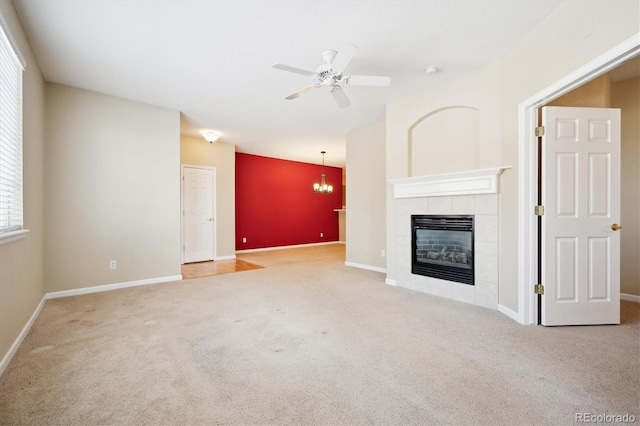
top-left (273, 43), bottom-right (391, 109)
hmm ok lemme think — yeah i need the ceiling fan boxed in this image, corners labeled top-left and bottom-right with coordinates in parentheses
top-left (272, 44), bottom-right (391, 109)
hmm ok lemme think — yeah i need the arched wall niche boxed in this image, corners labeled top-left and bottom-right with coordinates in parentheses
top-left (408, 106), bottom-right (480, 177)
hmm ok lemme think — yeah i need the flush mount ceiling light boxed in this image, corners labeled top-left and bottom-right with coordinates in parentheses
top-left (424, 66), bottom-right (439, 74)
top-left (201, 130), bottom-right (222, 143)
top-left (313, 151), bottom-right (333, 194)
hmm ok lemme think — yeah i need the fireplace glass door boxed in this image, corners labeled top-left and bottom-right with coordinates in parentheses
top-left (412, 215), bottom-right (474, 285)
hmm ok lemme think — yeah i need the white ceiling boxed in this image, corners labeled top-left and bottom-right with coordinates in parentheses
top-left (13, 0), bottom-right (562, 167)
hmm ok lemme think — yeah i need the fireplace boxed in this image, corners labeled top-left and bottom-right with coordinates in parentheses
top-left (412, 215), bottom-right (474, 285)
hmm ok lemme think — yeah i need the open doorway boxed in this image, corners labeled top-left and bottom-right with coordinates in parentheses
top-left (517, 35), bottom-right (640, 325)
top-left (535, 61), bottom-right (639, 324)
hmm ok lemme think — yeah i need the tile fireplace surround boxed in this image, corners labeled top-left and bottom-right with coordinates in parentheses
top-left (390, 167), bottom-right (510, 310)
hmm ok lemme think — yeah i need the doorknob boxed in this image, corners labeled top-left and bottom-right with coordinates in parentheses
top-left (611, 223), bottom-right (622, 231)
top-left (207, 218), bottom-right (213, 222)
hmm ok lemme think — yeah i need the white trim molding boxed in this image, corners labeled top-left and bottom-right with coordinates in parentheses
top-left (498, 304), bottom-right (522, 324)
top-left (389, 167), bottom-right (511, 199)
top-left (0, 12), bottom-right (27, 69)
top-left (46, 275), bottom-right (183, 299)
top-left (385, 278), bottom-right (397, 286)
top-left (236, 241), bottom-right (340, 254)
top-left (0, 295), bottom-right (46, 378)
top-left (621, 293), bottom-right (640, 303)
top-left (214, 255), bottom-right (236, 261)
top-left (0, 229), bottom-right (29, 246)
top-left (344, 261), bottom-right (386, 274)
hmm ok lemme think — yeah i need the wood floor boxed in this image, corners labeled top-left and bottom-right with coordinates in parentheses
top-left (181, 258), bottom-right (264, 279)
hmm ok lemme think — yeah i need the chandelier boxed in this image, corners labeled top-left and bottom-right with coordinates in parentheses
top-left (313, 151), bottom-right (333, 194)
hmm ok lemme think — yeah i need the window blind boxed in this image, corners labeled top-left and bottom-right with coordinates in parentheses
top-left (0, 22), bottom-right (23, 234)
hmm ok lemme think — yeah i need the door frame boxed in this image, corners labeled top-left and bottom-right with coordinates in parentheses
top-left (517, 33), bottom-right (640, 325)
top-left (180, 164), bottom-right (217, 264)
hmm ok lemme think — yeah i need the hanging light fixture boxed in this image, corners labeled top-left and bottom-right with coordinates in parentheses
top-left (313, 151), bottom-right (333, 194)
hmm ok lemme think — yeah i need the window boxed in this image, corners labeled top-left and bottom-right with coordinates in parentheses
top-left (0, 20), bottom-right (24, 238)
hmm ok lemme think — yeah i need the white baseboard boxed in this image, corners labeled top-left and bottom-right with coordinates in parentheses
top-left (344, 261), bottom-right (386, 274)
top-left (498, 304), bottom-right (523, 324)
top-left (385, 278), bottom-right (397, 286)
top-left (46, 275), bottom-right (183, 299)
top-left (497, 295), bottom-right (639, 325)
top-left (621, 293), bottom-right (640, 303)
top-left (214, 255), bottom-right (236, 261)
top-left (0, 295), bottom-right (47, 378)
top-left (236, 241), bottom-right (340, 254)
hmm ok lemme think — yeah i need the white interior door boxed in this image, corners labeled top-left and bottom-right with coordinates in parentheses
top-left (182, 166), bottom-right (214, 263)
top-left (542, 106), bottom-right (621, 326)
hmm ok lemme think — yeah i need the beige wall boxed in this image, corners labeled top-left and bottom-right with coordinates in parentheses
top-left (547, 74), bottom-right (611, 108)
top-left (384, 0), bottom-right (639, 313)
top-left (346, 120), bottom-right (386, 270)
top-left (180, 136), bottom-right (236, 259)
top-left (410, 106), bottom-right (480, 176)
top-left (45, 84), bottom-right (181, 292)
top-left (0, 1), bottom-right (46, 371)
top-left (612, 77), bottom-right (640, 297)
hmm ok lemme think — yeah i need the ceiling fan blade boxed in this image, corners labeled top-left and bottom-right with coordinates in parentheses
top-left (285, 85), bottom-right (320, 100)
top-left (272, 64), bottom-right (317, 78)
top-left (345, 75), bottom-right (391, 87)
top-left (331, 86), bottom-right (351, 109)
top-left (331, 43), bottom-right (358, 74)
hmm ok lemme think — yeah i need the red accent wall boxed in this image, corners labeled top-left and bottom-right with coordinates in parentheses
top-left (235, 153), bottom-right (343, 250)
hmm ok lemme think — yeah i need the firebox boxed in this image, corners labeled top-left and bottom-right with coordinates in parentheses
top-left (411, 215), bottom-right (474, 285)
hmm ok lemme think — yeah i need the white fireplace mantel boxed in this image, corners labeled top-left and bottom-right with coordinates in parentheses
top-left (389, 166), bottom-right (511, 199)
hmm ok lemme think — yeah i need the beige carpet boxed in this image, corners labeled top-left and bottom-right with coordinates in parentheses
top-left (0, 244), bottom-right (638, 425)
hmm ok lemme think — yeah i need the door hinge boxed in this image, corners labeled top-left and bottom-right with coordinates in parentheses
top-left (534, 205), bottom-right (545, 216)
top-left (534, 284), bottom-right (545, 295)
top-left (535, 126), bottom-right (545, 137)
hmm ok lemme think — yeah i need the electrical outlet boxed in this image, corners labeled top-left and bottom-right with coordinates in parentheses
top-left (381, 250), bottom-right (386, 257)
top-left (320, 232), bottom-right (323, 237)
top-left (242, 237), bottom-right (247, 243)
top-left (109, 260), bottom-right (117, 269)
